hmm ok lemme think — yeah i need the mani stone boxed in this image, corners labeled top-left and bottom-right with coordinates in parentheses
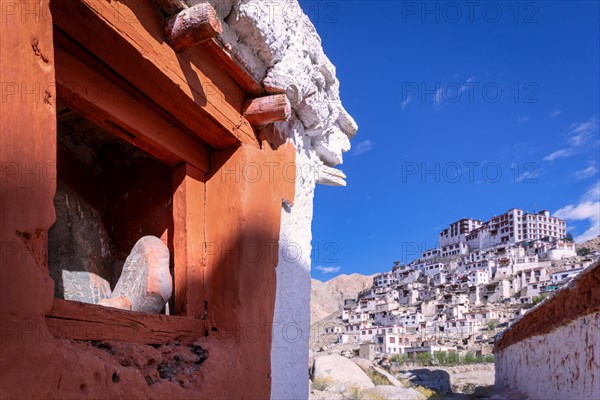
top-left (99, 236), bottom-right (172, 313)
top-left (48, 182), bottom-right (113, 304)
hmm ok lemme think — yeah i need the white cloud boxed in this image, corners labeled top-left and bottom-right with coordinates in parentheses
top-left (543, 117), bottom-right (598, 162)
top-left (314, 266), bottom-right (341, 274)
top-left (517, 115), bottom-right (529, 124)
top-left (543, 149), bottom-right (572, 161)
top-left (551, 109), bottom-right (561, 117)
top-left (460, 76), bottom-right (476, 93)
top-left (567, 118), bottom-right (598, 147)
top-left (401, 95), bottom-right (412, 110)
top-left (554, 183), bottom-right (600, 243)
top-left (573, 163), bottom-right (599, 180)
top-left (353, 140), bottom-right (374, 156)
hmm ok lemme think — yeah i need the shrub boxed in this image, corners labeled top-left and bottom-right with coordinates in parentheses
top-left (346, 385), bottom-right (365, 400)
top-left (415, 385), bottom-right (438, 399)
top-left (463, 352), bottom-right (477, 364)
top-left (416, 352), bottom-right (433, 365)
top-left (486, 319), bottom-right (499, 331)
top-left (389, 353), bottom-right (407, 364)
top-left (483, 354), bottom-right (495, 363)
top-left (447, 351), bottom-right (460, 365)
top-left (366, 368), bottom-right (392, 386)
top-left (311, 376), bottom-right (333, 391)
top-left (532, 293), bottom-right (549, 305)
top-left (433, 351), bottom-right (448, 365)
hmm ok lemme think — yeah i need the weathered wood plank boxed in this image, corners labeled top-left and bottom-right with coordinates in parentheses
top-left (55, 43), bottom-right (211, 173)
top-left (165, 3), bottom-right (222, 52)
top-left (205, 38), bottom-right (266, 97)
top-left (46, 299), bottom-right (205, 344)
top-left (243, 94), bottom-right (292, 125)
top-left (51, 0), bottom-right (258, 149)
top-left (173, 164), bottom-right (206, 318)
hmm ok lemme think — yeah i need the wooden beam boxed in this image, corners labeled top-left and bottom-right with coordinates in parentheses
top-left (243, 94), bottom-right (292, 125)
top-left (153, 0), bottom-right (187, 15)
top-left (173, 164), bottom-right (206, 319)
top-left (46, 299), bottom-right (205, 345)
top-left (205, 38), bottom-right (266, 97)
top-left (54, 43), bottom-right (210, 173)
top-left (165, 3), bottom-right (222, 52)
top-left (51, 0), bottom-right (258, 149)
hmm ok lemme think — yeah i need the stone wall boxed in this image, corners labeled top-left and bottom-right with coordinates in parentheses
top-left (494, 262), bottom-right (600, 400)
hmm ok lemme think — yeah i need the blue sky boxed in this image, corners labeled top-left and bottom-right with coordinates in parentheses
top-left (300, 1), bottom-right (600, 280)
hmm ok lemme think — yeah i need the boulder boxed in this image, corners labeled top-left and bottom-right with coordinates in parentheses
top-left (312, 355), bottom-right (374, 393)
top-left (351, 357), bottom-right (372, 372)
top-left (412, 368), bottom-right (452, 394)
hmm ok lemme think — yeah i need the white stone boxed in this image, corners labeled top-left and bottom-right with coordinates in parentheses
top-left (312, 354), bottom-right (375, 392)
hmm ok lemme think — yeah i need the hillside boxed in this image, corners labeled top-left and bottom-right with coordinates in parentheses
top-left (577, 235), bottom-right (600, 252)
top-left (310, 273), bottom-right (374, 324)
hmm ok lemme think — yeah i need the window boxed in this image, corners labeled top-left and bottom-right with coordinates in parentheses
top-left (50, 105), bottom-right (174, 310)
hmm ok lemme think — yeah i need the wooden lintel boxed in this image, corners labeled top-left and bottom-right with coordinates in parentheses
top-left (154, 0), bottom-right (187, 16)
top-left (243, 94), bottom-right (292, 126)
top-left (46, 299), bottom-right (205, 345)
top-left (165, 3), bottom-right (222, 52)
top-left (205, 38), bottom-right (266, 97)
top-left (51, 0), bottom-right (258, 149)
top-left (54, 43), bottom-right (210, 173)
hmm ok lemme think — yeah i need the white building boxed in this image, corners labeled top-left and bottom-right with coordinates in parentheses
top-left (551, 268), bottom-right (584, 283)
top-left (397, 312), bottom-right (426, 328)
top-left (423, 262), bottom-right (447, 277)
top-left (421, 248), bottom-right (441, 260)
top-left (444, 319), bottom-right (480, 335)
top-left (468, 269), bottom-right (489, 286)
top-left (444, 209), bottom-right (566, 250)
top-left (440, 218), bottom-right (483, 247)
top-left (348, 311), bottom-right (370, 324)
top-left (374, 327), bottom-right (411, 354)
top-left (373, 272), bottom-right (398, 287)
top-left (545, 241), bottom-right (577, 260)
top-left (441, 242), bottom-right (469, 257)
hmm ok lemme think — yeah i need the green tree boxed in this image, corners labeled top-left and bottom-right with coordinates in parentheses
top-left (577, 247), bottom-right (591, 256)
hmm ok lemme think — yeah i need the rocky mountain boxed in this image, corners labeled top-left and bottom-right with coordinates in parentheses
top-left (577, 235), bottom-right (600, 252)
top-left (310, 273), bottom-right (374, 324)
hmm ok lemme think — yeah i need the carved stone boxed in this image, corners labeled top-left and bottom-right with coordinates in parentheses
top-left (49, 182), bottom-right (113, 304)
top-left (99, 236), bottom-right (172, 313)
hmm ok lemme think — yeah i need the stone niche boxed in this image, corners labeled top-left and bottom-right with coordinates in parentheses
top-left (49, 101), bottom-right (174, 309)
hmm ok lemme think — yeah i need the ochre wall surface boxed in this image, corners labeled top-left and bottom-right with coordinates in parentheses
top-left (0, 2), bottom-right (296, 398)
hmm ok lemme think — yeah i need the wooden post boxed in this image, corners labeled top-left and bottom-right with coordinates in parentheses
top-left (164, 3), bottom-right (222, 52)
top-left (243, 94), bottom-right (292, 126)
top-left (173, 164), bottom-right (206, 318)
